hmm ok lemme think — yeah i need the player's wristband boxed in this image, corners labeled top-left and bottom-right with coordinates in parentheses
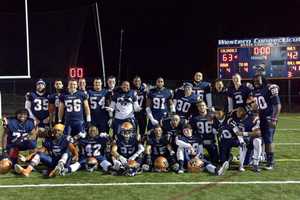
top-left (243, 132), bottom-right (249, 137)
top-left (86, 115), bottom-right (91, 122)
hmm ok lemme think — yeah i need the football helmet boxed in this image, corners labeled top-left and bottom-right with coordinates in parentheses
top-left (51, 123), bottom-right (65, 139)
top-left (120, 122), bottom-right (134, 141)
top-left (154, 156), bottom-right (169, 172)
top-left (85, 157), bottom-right (98, 172)
top-left (0, 159), bottom-right (12, 174)
top-left (187, 157), bottom-right (204, 173)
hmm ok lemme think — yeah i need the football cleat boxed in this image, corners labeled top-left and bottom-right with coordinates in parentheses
top-left (14, 164), bottom-right (31, 177)
top-left (49, 161), bottom-right (64, 177)
top-left (177, 169), bottom-right (184, 174)
top-left (239, 166), bottom-right (245, 172)
top-left (264, 164), bottom-right (274, 171)
top-left (252, 165), bottom-right (261, 173)
top-left (216, 161), bottom-right (229, 176)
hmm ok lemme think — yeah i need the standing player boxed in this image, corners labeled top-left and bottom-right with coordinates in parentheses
top-left (132, 76), bottom-right (148, 137)
top-left (146, 77), bottom-right (175, 130)
top-left (190, 101), bottom-right (219, 163)
top-left (173, 82), bottom-right (199, 120)
top-left (25, 79), bottom-right (50, 127)
top-left (190, 72), bottom-right (212, 108)
top-left (78, 78), bottom-right (88, 94)
top-left (211, 79), bottom-right (228, 113)
top-left (49, 79), bottom-right (64, 126)
top-left (1, 109), bottom-right (38, 166)
top-left (88, 77), bottom-right (110, 133)
top-left (253, 74), bottom-right (281, 170)
top-left (227, 73), bottom-right (252, 112)
top-left (108, 81), bottom-right (141, 135)
top-left (58, 79), bottom-right (91, 139)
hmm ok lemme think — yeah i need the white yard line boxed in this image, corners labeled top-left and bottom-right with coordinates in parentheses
top-left (1, 181), bottom-right (300, 188)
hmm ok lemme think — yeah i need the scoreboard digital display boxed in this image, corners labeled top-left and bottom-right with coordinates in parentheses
top-left (217, 37), bottom-right (300, 79)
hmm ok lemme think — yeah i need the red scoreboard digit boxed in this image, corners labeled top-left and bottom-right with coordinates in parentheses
top-left (68, 66), bottom-right (85, 79)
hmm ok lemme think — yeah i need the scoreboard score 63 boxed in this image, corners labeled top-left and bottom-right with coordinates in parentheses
top-left (217, 37), bottom-right (300, 79)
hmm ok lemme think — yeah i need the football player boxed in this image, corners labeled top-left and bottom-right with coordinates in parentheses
top-left (234, 106), bottom-right (262, 172)
top-left (63, 125), bottom-right (112, 174)
top-left (227, 73), bottom-right (252, 112)
top-left (14, 123), bottom-right (76, 177)
top-left (88, 77), bottom-right (110, 133)
top-left (107, 81), bottom-right (141, 136)
top-left (189, 100), bottom-right (219, 163)
top-left (173, 82), bottom-right (199, 120)
top-left (146, 77), bottom-right (175, 130)
top-left (111, 122), bottom-right (144, 176)
top-left (189, 72), bottom-right (212, 108)
top-left (1, 109), bottom-right (38, 166)
top-left (78, 78), bottom-right (88, 94)
top-left (253, 74), bottom-right (281, 170)
top-left (58, 79), bottom-right (91, 139)
top-left (143, 125), bottom-right (178, 172)
top-left (49, 79), bottom-right (64, 126)
top-left (25, 79), bottom-right (50, 127)
top-left (213, 107), bottom-right (241, 166)
top-left (132, 76), bottom-right (148, 137)
top-left (176, 124), bottom-right (228, 175)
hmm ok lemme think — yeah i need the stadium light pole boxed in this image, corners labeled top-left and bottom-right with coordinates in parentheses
top-left (117, 29), bottom-right (124, 85)
top-left (94, 2), bottom-right (106, 87)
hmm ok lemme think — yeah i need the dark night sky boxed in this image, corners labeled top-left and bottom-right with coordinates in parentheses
top-left (1, 0), bottom-right (300, 81)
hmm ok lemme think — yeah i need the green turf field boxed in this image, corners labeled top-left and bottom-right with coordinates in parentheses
top-left (0, 113), bottom-right (300, 200)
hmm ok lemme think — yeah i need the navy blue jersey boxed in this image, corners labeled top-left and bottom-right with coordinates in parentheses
top-left (25, 91), bottom-right (49, 120)
top-left (49, 91), bottom-right (64, 123)
top-left (176, 135), bottom-right (201, 155)
top-left (161, 117), bottom-right (184, 138)
top-left (252, 84), bottom-right (280, 118)
top-left (132, 83), bottom-right (147, 111)
top-left (79, 136), bottom-right (109, 158)
top-left (88, 89), bottom-right (109, 121)
top-left (60, 91), bottom-right (88, 123)
top-left (213, 117), bottom-right (237, 140)
top-left (190, 113), bottom-right (215, 142)
top-left (147, 87), bottom-right (173, 119)
top-left (116, 135), bottom-right (139, 159)
top-left (227, 84), bottom-right (252, 109)
top-left (190, 81), bottom-right (211, 102)
top-left (146, 134), bottom-right (170, 157)
top-left (173, 89), bottom-right (199, 119)
top-left (6, 118), bottom-right (35, 145)
top-left (236, 114), bottom-right (260, 133)
top-left (43, 135), bottom-right (70, 160)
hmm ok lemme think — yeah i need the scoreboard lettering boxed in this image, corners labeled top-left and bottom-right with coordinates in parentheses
top-left (217, 36), bottom-right (300, 79)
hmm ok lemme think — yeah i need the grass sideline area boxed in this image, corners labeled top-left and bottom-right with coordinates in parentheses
top-left (0, 113), bottom-right (299, 200)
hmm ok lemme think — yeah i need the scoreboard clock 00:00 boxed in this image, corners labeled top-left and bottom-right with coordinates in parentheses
top-left (217, 37), bottom-right (300, 79)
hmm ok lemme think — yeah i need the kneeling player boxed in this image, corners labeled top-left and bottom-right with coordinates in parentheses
top-left (64, 125), bottom-right (112, 174)
top-left (14, 124), bottom-right (75, 177)
top-left (1, 109), bottom-right (38, 168)
top-left (143, 125), bottom-right (179, 172)
top-left (176, 124), bottom-right (228, 175)
top-left (234, 106), bottom-right (262, 172)
top-left (111, 122), bottom-right (144, 176)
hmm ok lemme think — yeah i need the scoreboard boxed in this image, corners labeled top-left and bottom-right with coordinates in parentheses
top-left (217, 37), bottom-right (300, 79)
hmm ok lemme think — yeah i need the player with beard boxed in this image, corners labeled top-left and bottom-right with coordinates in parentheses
top-left (25, 79), bottom-right (50, 128)
top-left (132, 76), bottom-right (148, 137)
top-left (49, 79), bottom-right (64, 126)
top-left (252, 74), bottom-right (281, 170)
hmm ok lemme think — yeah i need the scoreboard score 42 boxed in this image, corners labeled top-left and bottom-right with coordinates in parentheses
top-left (217, 36), bottom-right (300, 79)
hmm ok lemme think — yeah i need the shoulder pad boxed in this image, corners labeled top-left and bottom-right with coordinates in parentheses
top-left (268, 84), bottom-right (279, 96)
top-left (246, 82), bottom-right (254, 90)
